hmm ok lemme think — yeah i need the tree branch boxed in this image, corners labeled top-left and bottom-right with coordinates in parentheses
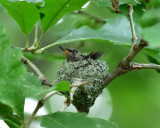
top-left (43, 91), bottom-right (58, 101)
top-left (24, 90), bottom-right (58, 128)
top-left (60, 98), bottom-right (72, 112)
top-left (103, 5), bottom-right (148, 87)
top-left (22, 56), bottom-right (53, 87)
top-left (25, 101), bottom-right (44, 128)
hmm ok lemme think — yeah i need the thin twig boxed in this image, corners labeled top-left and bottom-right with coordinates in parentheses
top-left (128, 4), bottom-right (139, 58)
top-left (22, 56), bottom-right (53, 87)
top-left (36, 33), bottom-right (44, 49)
top-left (128, 4), bottom-right (137, 44)
top-left (32, 23), bottom-right (39, 47)
top-left (25, 36), bottom-right (29, 48)
top-left (43, 91), bottom-right (58, 101)
top-left (71, 81), bottom-right (91, 87)
top-left (61, 98), bottom-right (72, 112)
top-left (25, 101), bottom-right (44, 128)
top-left (131, 62), bottom-right (160, 70)
top-left (24, 91), bottom-right (58, 128)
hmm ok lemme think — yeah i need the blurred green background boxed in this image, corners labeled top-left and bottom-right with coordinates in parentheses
top-left (0, 1), bottom-right (160, 128)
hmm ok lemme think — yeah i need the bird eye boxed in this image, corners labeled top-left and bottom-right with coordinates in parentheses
top-left (66, 49), bottom-right (72, 52)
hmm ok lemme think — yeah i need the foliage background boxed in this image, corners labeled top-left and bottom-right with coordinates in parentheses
top-left (0, 0), bottom-right (160, 128)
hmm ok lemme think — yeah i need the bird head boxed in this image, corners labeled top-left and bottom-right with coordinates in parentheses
top-left (59, 46), bottom-right (79, 62)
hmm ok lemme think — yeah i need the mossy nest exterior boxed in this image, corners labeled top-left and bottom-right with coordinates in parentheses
top-left (56, 59), bottom-right (108, 113)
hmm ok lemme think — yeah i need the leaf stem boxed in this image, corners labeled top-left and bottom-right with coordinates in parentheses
top-left (60, 98), bottom-right (72, 112)
top-left (32, 23), bottom-right (39, 47)
top-left (35, 39), bottom-right (86, 54)
top-left (25, 36), bottom-right (29, 48)
top-left (35, 32), bottom-right (44, 50)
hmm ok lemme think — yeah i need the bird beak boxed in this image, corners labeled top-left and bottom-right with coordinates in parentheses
top-left (59, 46), bottom-right (65, 51)
top-left (59, 46), bottom-right (70, 56)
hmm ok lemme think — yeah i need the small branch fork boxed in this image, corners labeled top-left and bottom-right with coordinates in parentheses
top-left (103, 4), bottom-right (160, 87)
top-left (24, 81), bottom-right (89, 128)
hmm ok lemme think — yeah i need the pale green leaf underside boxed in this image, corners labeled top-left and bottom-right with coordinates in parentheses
top-left (57, 15), bottom-right (133, 45)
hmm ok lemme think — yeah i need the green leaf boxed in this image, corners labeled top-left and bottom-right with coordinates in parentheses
top-left (143, 48), bottom-right (160, 63)
top-left (54, 15), bottom-right (138, 46)
top-left (53, 81), bottom-right (71, 92)
top-left (24, 52), bottom-right (65, 62)
top-left (40, 0), bottom-right (88, 32)
top-left (22, 72), bottom-right (54, 99)
top-left (0, 3), bottom-right (4, 13)
top-left (40, 112), bottom-right (118, 128)
top-left (146, 55), bottom-right (160, 73)
top-left (141, 8), bottom-right (160, 27)
top-left (0, 0), bottom-right (40, 35)
top-left (0, 23), bottom-right (52, 118)
top-left (91, 0), bottom-right (111, 7)
top-left (0, 23), bottom-right (26, 117)
top-left (150, 0), bottom-right (160, 8)
top-left (142, 23), bottom-right (160, 48)
top-left (0, 103), bottom-right (22, 128)
top-left (120, 0), bottom-right (136, 5)
top-left (92, 0), bottom-right (136, 7)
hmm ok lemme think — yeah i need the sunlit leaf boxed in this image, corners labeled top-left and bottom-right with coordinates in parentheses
top-left (53, 81), bottom-right (71, 92)
top-left (54, 15), bottom-right (137, 46)
top-left (40, 0), bottom-right (88, 32)
top-left (0, 0), bottom-right (40, 35)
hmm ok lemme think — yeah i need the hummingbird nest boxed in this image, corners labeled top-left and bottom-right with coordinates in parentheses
top-left (56, 57), bottom-right (108, 113)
